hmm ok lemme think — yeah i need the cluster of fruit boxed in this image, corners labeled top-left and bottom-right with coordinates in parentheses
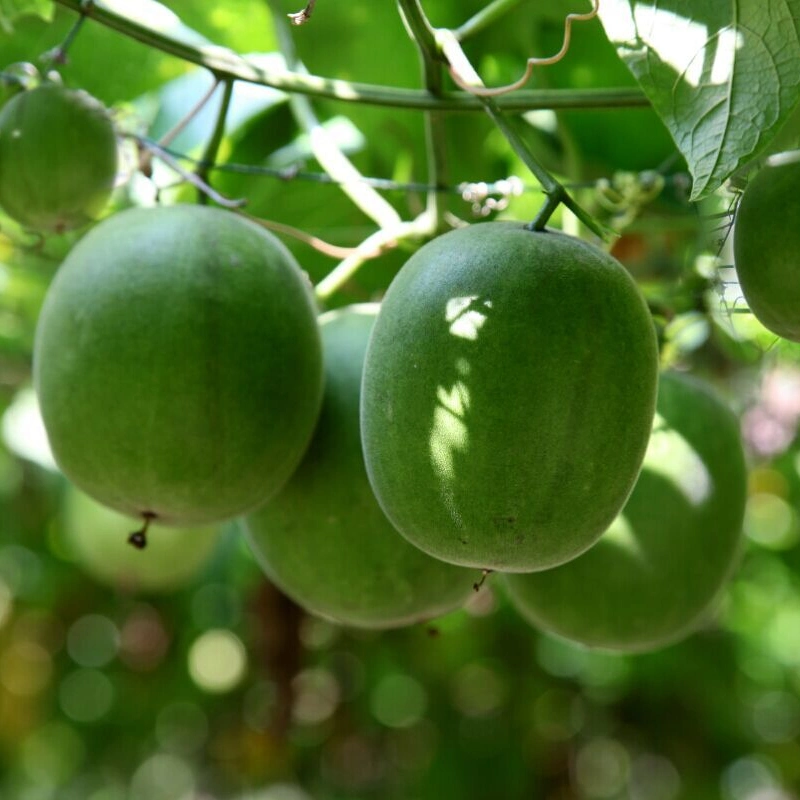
top-left (1, 81), bottom-right (752, 654)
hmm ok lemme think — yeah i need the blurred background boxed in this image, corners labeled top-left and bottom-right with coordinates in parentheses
top-left (3, 1), bottom-right (800, 798)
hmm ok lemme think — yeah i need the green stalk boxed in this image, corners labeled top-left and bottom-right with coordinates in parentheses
top-left (51, 0), bottom-right (647, 112)
top-left (455, 0), bottom-right (525, 41)
top-left (196, 79), bottom-right (233, 204)
top-left (398, 0), bottom-right (449, 230)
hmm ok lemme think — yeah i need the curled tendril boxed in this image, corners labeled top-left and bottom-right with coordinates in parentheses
top-left (448, 0), bottom-right (600, 97)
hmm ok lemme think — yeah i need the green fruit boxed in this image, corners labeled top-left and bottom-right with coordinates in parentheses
top-left (733, 157), bottom-right (800, 342)
top-left (503, 371), bottom-right (747, 652)
top-left (63, 486), bottom-right (220, 593)
top-left (246, 304), bottom-right (474, 629)
top-left (0, 83), bottom-right (117, 233)
top-left (34, 205), bottom-right (323, 526)
top-left (361, 222), bottom-right (659, 572)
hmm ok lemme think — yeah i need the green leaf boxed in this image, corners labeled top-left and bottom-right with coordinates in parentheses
top-left (0, 0), bottom-right (53, 33)
top-left (598, 0), bottom-right (800, 199)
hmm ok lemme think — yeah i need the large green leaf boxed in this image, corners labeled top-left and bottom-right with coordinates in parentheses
top-left (0, 0), bottom-right (52, 32)
top-left (599, 0), bottom-right (800, 199)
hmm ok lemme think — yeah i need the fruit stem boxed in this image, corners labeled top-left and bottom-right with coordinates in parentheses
top-left (50, 0), bottom-right (649, 112)
top-left (473, 569), bottom-right (493, 592)
top-left (528, 191), bottom-right (563, 231)
top-left (128, 512), bottom-right (157, 550)
top-left (196, 78), bottom-right (234, 205)
top-left (41, 0), bottom-right (93, 66)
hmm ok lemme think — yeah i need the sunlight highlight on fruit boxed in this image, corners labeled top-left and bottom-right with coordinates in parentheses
top-left (645, 412), bottom-right (712, 506)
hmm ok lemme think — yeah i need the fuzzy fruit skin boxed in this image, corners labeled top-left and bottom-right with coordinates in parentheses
top-left (0, 84), bottom-right (117, 232)
top-left (502, 372), bottom-right (747, 652)
top-left (245, 304), bottom-right (473, 629)
top-left (734, 158), bottom-right (800, 342)
top-left (34, 205), bottom-right (323, 526)
top-left (63, 486), bottom-right (220, 593)
top-left (360, 222), bottom-right (658, 573)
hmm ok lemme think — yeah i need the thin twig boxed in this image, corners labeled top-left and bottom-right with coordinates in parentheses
top-left (238, 211), bottom-right (358, 258)
top-left (160, 78), bottom-right (221, 149)
top-left (135, 136), bottom-right (246, 208)
top-left (315, 214), bottom-right (435, 301)
top-left (140, 77), bottom-right (221, 176)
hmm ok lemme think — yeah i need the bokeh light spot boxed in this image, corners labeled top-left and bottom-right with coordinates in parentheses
top-left (575, 737), bottom-right (630, 798)
top-left (0, 640), bottom-right (52, 696)
top-left (371, 673), bottom-right (427, 729)
top-left (59, 669), bottom-right (114, 722)
top-left (129, 753), bottom-right (196, 800)
top-left (21, 721), bottom-right (85, 787)
top-left (451, 662), bottom-right (507, 717)
top-left (744, 493), bottom-right (798, 550)
top-left (155, 702), bottom-right (209, 754)
top-left (292, 668), bottom-right (340, 725)
top-left (188, 628), bottom-right (247, 693)
top-left (532, 689), bottom-right (585, 741)
top-left (67, 614), bottom-right (120, 668)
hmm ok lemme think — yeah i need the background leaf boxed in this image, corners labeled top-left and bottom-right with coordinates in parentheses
top-left (599, 0), bottom-right (800, 198)
top-left (0, 0), bottom-right (52, 33)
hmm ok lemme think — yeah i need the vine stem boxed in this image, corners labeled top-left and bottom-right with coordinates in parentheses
top-left (435, 27), bottom-right (607, 238)
top-left (455, 0), bottom-right (525, 41)
top-left (51, 0), bottom-right (647, 112)
top-left (398, 0), bottom-right (449, 230)
top-left (266, 0), bottom-right (401, 230)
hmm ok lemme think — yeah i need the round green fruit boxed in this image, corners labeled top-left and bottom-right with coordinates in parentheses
top-left (502, 371), bottom-right (747, 652)
top-left (0, 83), bottom-right (117, 233)
top-left (360, 222), bottom-right (659, 572)
top-left (63, 486), bottom-right (220, 593)
top-left (733, 157), bottom-right (800, 342)
top-left (246, 304), bottom-right (474, 629)
top-left (34, 205), bottom-right (323, 526)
